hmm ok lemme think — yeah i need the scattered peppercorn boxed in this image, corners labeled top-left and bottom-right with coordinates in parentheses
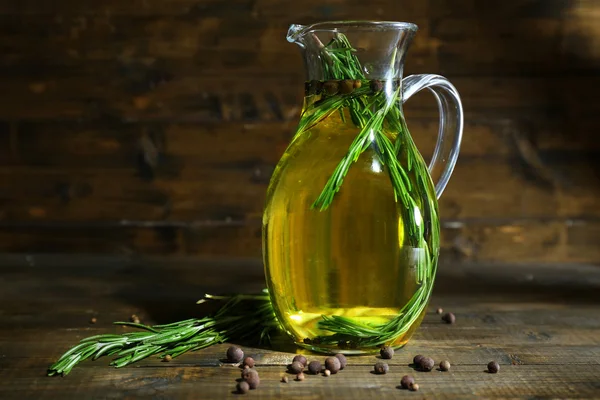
top-left (325, 357), bottom-right (341, 374)
top-left (380, 346), bottom-right (394, 359)
top-left (323, 81), bottom-right (339, 95)
top-left (245, 370), bottom-right (260, 389)
top-left (440, 360), bottom-right (451, 371)
top-left (436, 308), bottom-right (443, 314)
top-left (130, 314), bottom-right (140, 324)
top-left (339, 79), bottom-right (354, 94)
top-left (487, 361), bottom-right (500, 373)
top-left (409, 382), bottom-right (420, 392)
top-left (241, 368), bottom-right (256, 380)
top-left (243, 356), bottom-right (255, 368)
top-left (353, 79), bottom-right (362, 89)
top-left (334, 353), bottom-right (347, 369)
top-left (442, 312), bottom-right (456, 324)
top-left (237, 381), bottom-right (250, 394)
top-left (288, 361), bottom-right (304, 374)
top-left (413, 354), bottom-right (425, 366)
top-left (400, 375), bottom-right (415, 389)
top-left (226, 346), bottom-right (244, 363)
top-left (420, 357), bottom-right (435, 372)
top-left (303, 338), bottom-right (312, 344)
top-left (296, 372), bottom-right (305, 381)
top-left (292, 355), bottom-right (307, 367)
top-left (370, 79), bottom-right (383, 92)
top-left (163, 354), bottom-right (172, 362)
top-left (90, 317), bottom-right (97, 324)
top-left (281, 375), bottom-right (288, 383)
top-left (374, 361), bottom-right (389, 374)
top-left (324, 369), bottom-right (331, 377)
top-left (308, 360), bottom-right (322, 375)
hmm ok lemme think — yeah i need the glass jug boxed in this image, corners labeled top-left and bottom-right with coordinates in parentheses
top-left (263, 21), bottom-right (463, 354)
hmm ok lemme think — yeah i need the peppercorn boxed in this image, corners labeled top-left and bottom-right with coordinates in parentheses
top-left (308, 360), bottom-right (322, 375)
top-left (413, 354), bottom-right (425, 366)
top-left (90, 317), bottom-right (97, 324)
top-left (243, 356), bottom-right (255, 368)
top-left (296, 372), bottom-right (305, 381)
top-left (241, 368), bottom-right (257, 380)
top-left (324, 369), bottom-right (331, 377)
top-left (130, 314), bottom-right (140, 324)
top-left (325, 356), bottom-right (341, 374)
top-left (339, 79), bottom-right (354, 94)
top-left (245, 370), bottom-right (260, 389)
top-left (226, 346), bottom-right (244, 363)
top-left (440, 360), bottom-right (451, 371)
top-left (288, 361), bottom-right (304, 374)
top-left (420, 357), bottom-right (435, 371)
top-left (353, 79), bottom-right (362, 89)
top-left (292, 355), bottom-right (307, 367)
top-left (374, 361), bottom-right (389, 374)
top-left (163, 354), bottom-right (172, 362)
top-left (303, 338), bottom-right (312, 344)
top-left (237, 381), bottom-right (250, 394)
top-left (436, 308), bottom-right (443, 314)
top-left (487, 361), bottom-right (500, 373)
top-left (334, 353), bottom-right (347, 369)
top-left (442, 312), bottom-right (456, 324)
top-left (409, 382), bottom-right (420, 391)
top-left (370, 79), bottom-right (383, 92)
top-left (281, 375), bottom-right (288, 383)
top-left (380, 346), bottom-right (394, 359)
top-left (400, 375), bottom-right (415, 389)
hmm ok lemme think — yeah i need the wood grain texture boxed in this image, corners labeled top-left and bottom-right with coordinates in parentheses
top-left (0, 257), bottom-right (598, 399)
top-left (1, 0), bottom-right (600, 260)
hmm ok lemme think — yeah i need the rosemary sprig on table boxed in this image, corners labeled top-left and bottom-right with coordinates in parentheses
top-left (47, 291), bottom-right (278, 376)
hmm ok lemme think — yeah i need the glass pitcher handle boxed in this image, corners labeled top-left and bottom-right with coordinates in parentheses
top-left (402, 74), bottom-right (464, 199)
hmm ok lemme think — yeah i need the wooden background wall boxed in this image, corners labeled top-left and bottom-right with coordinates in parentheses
top-left (0, 0), bottom-right (599, 264)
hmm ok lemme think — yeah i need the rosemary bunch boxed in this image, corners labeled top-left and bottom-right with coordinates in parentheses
top-left (48, 291), bottom-right (278, 376)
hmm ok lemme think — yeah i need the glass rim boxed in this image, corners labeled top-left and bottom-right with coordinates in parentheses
top-left (287, 21), bottom-right (418, 42)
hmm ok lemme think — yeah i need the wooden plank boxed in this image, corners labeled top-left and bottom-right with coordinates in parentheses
top-left (0, 219), bottom-right (599, 263)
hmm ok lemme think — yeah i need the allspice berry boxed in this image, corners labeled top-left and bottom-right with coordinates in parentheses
top-left (413, 354), bottom-right (425, 366)
top-left (442, 312), bottom-right (456, 324)
top-left (400, 375), bottom-right (415, 389)
top-left (334, 353), bottom-right (347, 369)
top-left (90, 317), bottom-right (97, 324)
top-left (436, 308), bottom-right (443, 314)
top-left (163, 354), bottom-right (172, 362)
top-left (296, 372), bottom-right (305, 381)
top-left (370, 79), bottom-right (383, 92)
top-left (409, 382), bottom-right (420, 392)
top-left (420, 357), bottom-right (435, 371)
top-left (226, 346), bottom-right (244, 363)
top-left (241, 368), bottom-right (257, 380)
top-left (243, 356), bottom-right (255, 368)
top-left (292, 355), bottom-right (307, 367)
top-left (325, 356), bottom-right (341, 374)
top-left (288, 361), bottom-right (304, 374)
top-left (237, 381), bottom-right (250, 394)
top-left (281, 375), bottom-right (288, 383)
top-left (323, 81), bottom-right (339, 95)
top-left (324, 369), bottom-right (331, 377)
top-left (245, 370), bottom-right (260, 389)
top-left (380, 346), bottom-right (394, 359)
top-left (440, 360), bottom-right (451, 371)
top-left (308, 360), bottom-right (322, 375)
top-left (488, 361), bottom-right (500, 373)
top-left (374, 361), bottom-right (389, 374)
top-left (339, 79), bottom-right (354, 94)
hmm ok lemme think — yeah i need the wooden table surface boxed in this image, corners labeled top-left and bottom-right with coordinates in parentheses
top-left (1, 255), bottom-right (599, 399)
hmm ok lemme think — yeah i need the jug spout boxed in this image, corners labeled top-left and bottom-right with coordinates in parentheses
top-left (287, 21), bottom-right (417, 81)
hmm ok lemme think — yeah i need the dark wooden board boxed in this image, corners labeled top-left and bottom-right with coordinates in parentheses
top-left (0, 256), bottom-right (599, 399)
